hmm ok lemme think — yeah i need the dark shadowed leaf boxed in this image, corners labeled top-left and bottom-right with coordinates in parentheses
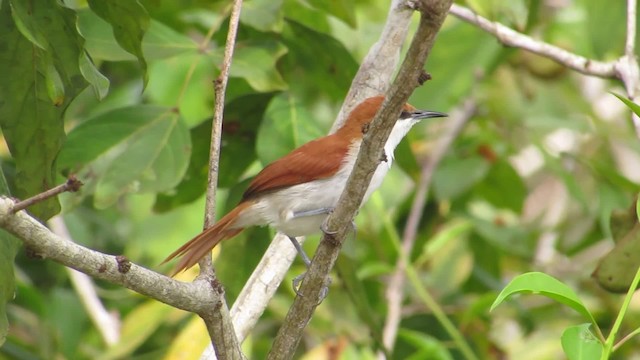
top-left (0, 1), bottom-right (88, 220)
top-left (256, 93), bottom-right (325, 164)
top-left (154, 93), bottom-right (275, 212)
top-left (0, 167), bottom-right (20, 347)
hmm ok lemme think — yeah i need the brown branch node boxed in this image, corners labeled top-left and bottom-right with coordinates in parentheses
top-left (116, 255), bottom-right (131, 274)
top-left (11, 175), bottom-right (84, 213)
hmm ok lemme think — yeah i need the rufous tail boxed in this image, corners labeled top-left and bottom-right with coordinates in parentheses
top-left (163, 202), bottom-right (250, 275)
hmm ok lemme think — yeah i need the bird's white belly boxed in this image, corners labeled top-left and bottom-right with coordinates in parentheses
top-left (237, 154), bottom-right (392, 237)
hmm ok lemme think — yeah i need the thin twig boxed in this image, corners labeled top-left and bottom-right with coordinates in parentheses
top-left (194, 0), bottom-right (246, 359)
top-left (49, 216), bottom-right (120, 346)
top-left (626, 0), bottom-right (636, 58)
top-left (380, 97), bottom-right (477, 356)
top-left (267, 1), bottom-right (453, 358)
top-left (449, 4), bottom-right (616, 78)
top-left (11, 175), bottom-right (83, 213)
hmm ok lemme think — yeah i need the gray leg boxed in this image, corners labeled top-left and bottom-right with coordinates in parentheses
top-left (287, 236), bottom-right (311, 267)
top-left (292, 207), bottom-right (333, 218)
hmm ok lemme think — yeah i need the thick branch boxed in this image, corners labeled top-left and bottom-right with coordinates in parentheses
top-left (449, 4), bottom-right (616, 78)
top-left (267, 1), bottom-right (453, 358)
top-left (0, 197), bottom-right (217, 313)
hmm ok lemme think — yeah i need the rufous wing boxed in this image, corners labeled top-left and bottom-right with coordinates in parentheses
top-left (243, 133), bottom-right (353, 200)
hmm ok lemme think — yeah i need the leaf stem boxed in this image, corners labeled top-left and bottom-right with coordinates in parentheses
top-left (601, 264), bottom-right (640, 359)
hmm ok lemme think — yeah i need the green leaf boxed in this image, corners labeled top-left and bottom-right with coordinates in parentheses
top-left (58, 105), bottom-right (191, 208)
top-left (78, 9), bottom-right (198, 61)
top-left (307, 0), bottom-right (356, 28)
top-left (0, 166), bottom-right (20, 347)
top-left (280, 19), bottom-right (358, 102)
top-left (491, 272), bottom-right (597, 326)
top-left (154, 92), bottom-right (275, 212)
top-left (256, 93), bottom-right (325, 164)
top-left (87, 0), bottom-right (149, 86)
top-left (613, 93), bottom-right (640, 117)
top-left (0, 1), bottom-right (87, 220)
top-left (241, 0), bottom-right (283, 31)
top-left (231, 40), bottom-right (288, 92)
top-left (561, 324), bottom-right (603, 360)
top-left (79, 51), bottom-right (109, 100)
top-left (433, 157), bottom-right (490, 200)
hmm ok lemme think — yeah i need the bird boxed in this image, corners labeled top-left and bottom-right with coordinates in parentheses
top-left (163, 95), bottom-right (447, 275)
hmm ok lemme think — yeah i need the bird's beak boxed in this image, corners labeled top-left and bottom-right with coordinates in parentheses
top-left (411, 110), bottom-right (448, 120)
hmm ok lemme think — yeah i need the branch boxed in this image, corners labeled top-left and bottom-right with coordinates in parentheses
top-left (449, 4), bottom-right (616, 78)
top-left (198, 0), bottom-right (246, 358)
top-left (380, 96), bottom-right (477, 355)
top-left (0, 197), bottom-right (219, 313)
top-left (214, 0), bottom-right (423, 351)
top-left (267, 1), bottom-right (453, 358)
top-left (450, 2), bottom-right (640, 138)
top-left (11, 175), bottom-right (82, 213)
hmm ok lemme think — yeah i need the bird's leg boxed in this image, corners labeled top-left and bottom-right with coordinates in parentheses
top-left (288, 235), bottom-right (331, 301)
top-left (287, 236), bottom-right (311, 267)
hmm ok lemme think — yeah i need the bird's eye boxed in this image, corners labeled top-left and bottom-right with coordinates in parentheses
top-left (400, 110), bottom-right (412, 119)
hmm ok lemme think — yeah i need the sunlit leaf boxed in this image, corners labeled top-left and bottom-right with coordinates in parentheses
top-left (561, 324), bottom-right (603, 360)
top-left (398, 329), bottom-right (453, 360)
top-left (231, 40), bottom-right (288, 92)
top-left (78, 9), bottom-right (198, 61)
top-left (58, 105), bottom-right (191, 208)
top-left (306, 0), bottom-right (356, 28)
top-left (87, 0), bottom-right (149, 86)
top-left (241, 0), bottom-right (283, 31)
top-left (491, 272), bottom-right (596, 326)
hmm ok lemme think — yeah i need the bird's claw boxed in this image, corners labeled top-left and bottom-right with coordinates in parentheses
top-left (292, 272), bottom-right (332, 303)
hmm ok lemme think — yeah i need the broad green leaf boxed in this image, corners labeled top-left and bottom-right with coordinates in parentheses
top-left (154, 92), bottom-right (275, 212)
top-left (146, 53), bottom-right (217, 125)
top-left (58, 105), bottom-right (191, 208)
top-left (491, 272), bottom-right (597, 326)
top-left (78, 9), bottom-right (198, 61)
top-left (8, 0), bottom-right (49, 50)
top-left (561, 324), bottom-right (603, 360)
top-left (87, 0), bottom-right (149, 86)
top-left (231, 40), bottom-right (288, 92)
top-left (241, 0), bottom-right (283, 31)
top-left (398, 329), bottom-right (453, 360)
top-left (256, 93), bottom-right (325, 164)
top-left (280, 19), bottom-right (358, 102)
top-left (306, 0), bottom-right (356, 28)
top-left (0, 166), bottom-right (20, 347)
top-left (432, 157), bottom-right (490, 200)
top-left (0, 1), bottom-right (87, 220)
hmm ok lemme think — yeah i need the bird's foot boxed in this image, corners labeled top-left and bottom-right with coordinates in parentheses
top-left (292, 272), bottom-right (332, 303)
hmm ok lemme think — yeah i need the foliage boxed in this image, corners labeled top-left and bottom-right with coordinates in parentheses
top-left (1, 0), bottom-right (640, 359)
